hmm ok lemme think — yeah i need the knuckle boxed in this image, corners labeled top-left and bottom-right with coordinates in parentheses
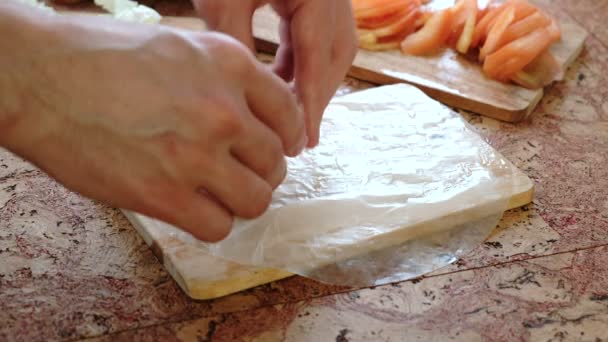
top-left (196, 99), bottom-right (246, 140)
top-left (213, 111), bottom-right (245, 140)
top-left (151, 31), bottom-right (194, 58)
top-left (239, 183), bottom-right (272, 219)
top-left (203, 33), bottom-right (255, 76)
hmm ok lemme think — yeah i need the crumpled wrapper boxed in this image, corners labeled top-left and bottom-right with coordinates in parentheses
top-left (174, 84), bottom-right (518, 287)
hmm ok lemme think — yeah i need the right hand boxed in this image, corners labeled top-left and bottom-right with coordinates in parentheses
top-left (1, 12), bottom-right (306, 241)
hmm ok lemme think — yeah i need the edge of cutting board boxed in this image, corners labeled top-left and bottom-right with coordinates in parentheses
top-left (122, 210), bottom-right (293, 300)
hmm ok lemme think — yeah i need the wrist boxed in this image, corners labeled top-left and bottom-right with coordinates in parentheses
top-left (0, 3), bottom-right (57, 147)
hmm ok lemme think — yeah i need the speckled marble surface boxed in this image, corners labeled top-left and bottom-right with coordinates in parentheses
top-left (1, 0), bottom-right (607, 341)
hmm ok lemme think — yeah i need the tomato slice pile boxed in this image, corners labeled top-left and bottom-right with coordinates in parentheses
top-left (352, 0), bottom-right (562, 89)
top-left (355, 0), bottom-right (423, 50)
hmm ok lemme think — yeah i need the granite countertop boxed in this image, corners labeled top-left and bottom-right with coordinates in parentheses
top-left (1, 0), bottom-right (608, 341)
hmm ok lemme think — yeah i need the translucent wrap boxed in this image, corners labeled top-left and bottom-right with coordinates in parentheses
top-left (174, 84), bottom-right (518, 287)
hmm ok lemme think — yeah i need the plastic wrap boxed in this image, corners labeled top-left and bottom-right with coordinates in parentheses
top-left (174, 84), bottom-right (518, 287)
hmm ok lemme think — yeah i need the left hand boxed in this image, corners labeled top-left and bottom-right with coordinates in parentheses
top-left (193, 0), bottom-right (357, 148)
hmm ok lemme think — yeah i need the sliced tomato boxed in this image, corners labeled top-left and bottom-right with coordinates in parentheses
top-left (363, 3), bottom-right (421, 38)
top-left (479, 5), bottom-right (515, 61)
top-left (357, 0), bottom-right (420, 48)
top-left (471, 0), bottom-right (536, 48)
top-left (449, 0), bottom-right (478, 40)
top-left (354, 0), bottom-right (416, 21)
top-left (456, 10), bottom-right (477, 53)
top-left (357, 6), bottom-right (411, 29)
top-left (400, 8), bottom-right (453, 55)
top-left (511, 51), bottom-right (560, 88)
top-left (483, 25), bottom-right (559, 81)
top-left (499, 10), bottom-right (551, 46)
top-left (415, 10), bottom-right (433, 28)
top-left (510, 0), bottom-right (538, 22)
top-left (471, 2), bottom-right (508, 48)
top-left (476, 4), bottom-right (491, 22)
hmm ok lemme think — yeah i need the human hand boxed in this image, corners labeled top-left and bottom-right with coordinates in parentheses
top-left (0, 10), bottom-right (306, 241)
top-left (193, 0), bottom-right (357, 147)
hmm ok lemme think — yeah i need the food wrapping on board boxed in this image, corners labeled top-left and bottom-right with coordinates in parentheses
top-left (169, 84), bottom-right (521, 287)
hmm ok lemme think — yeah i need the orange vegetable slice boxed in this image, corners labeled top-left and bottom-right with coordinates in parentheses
top-left (354, 0), bottom-right (416, 20)
top-left (357, 6), bottom-right (411, 29)
top-left (479, 5), bottom-right (515, 61)
top-left (359, 2), bottom-right (421, 38)
top-left (510, 0), bottom-right (538, 22)
top-left (471, 0), bottom-right (536, 48)
top-left (449, 0), bottom-right (478, 40)
top-left (511, 51), bottom-right (561, 88)
top-left (471, 2), bottom-right (508, 48)
top-left (483, 24), bottom-right (560, 81)
top-left (499, 10), bottom-right (551, 46)
top-left (415, 10), bottom-right (433, 28)
top-left (456, 10), bottom-right (477, 53)
top-left (400, 8), bottom-right (453, 55)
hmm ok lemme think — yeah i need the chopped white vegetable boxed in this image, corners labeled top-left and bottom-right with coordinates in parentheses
top-left (114, 5), bottom-right (161, 23)
top-left (94, 0), bottom-right (137, 14)
top-left (94, 0), bottom-right (162, 24)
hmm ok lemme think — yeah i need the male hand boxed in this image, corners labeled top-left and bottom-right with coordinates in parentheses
top-left (193, 0), bottom-right (357, 147)
top-left (1, 9), bottom-right (306, 241)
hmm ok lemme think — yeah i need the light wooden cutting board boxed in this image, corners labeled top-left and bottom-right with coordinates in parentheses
top-left (65, 1), bottom-right (586, 123)
top-left (122, 84), bottom-right (535, 300)
top-left (249, 2), bottom-right (587, 122)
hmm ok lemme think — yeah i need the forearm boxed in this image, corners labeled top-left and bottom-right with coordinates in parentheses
top-left (0, 2), bottom-right (55, 147)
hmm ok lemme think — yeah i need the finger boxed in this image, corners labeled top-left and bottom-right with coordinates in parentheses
top-left (328, 1), bottom-right (358, 96)
top-left (169, 190), bottom-right (234, 242)
top-left (245, 61), bottom-right (307, 157)
top-left (273, 18), bottom-right (295, 82)
top-left (231, 112), bottom-right (287, 189)
top-left (202, 155), bottom-right (274, 219)
top-left (289, 1), bottom-right (336, 148)
top-left (195, 1), bottom-right (257, 51)
top-left (131, 185), bottom-right (234, 243)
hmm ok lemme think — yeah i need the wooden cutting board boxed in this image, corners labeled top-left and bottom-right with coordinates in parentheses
top-left (121, 84), bottom-right (535, 300)
top-left (249, 2), bottom-right (588, 122)
top-left (65, 1), bottom-right (586, 123)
